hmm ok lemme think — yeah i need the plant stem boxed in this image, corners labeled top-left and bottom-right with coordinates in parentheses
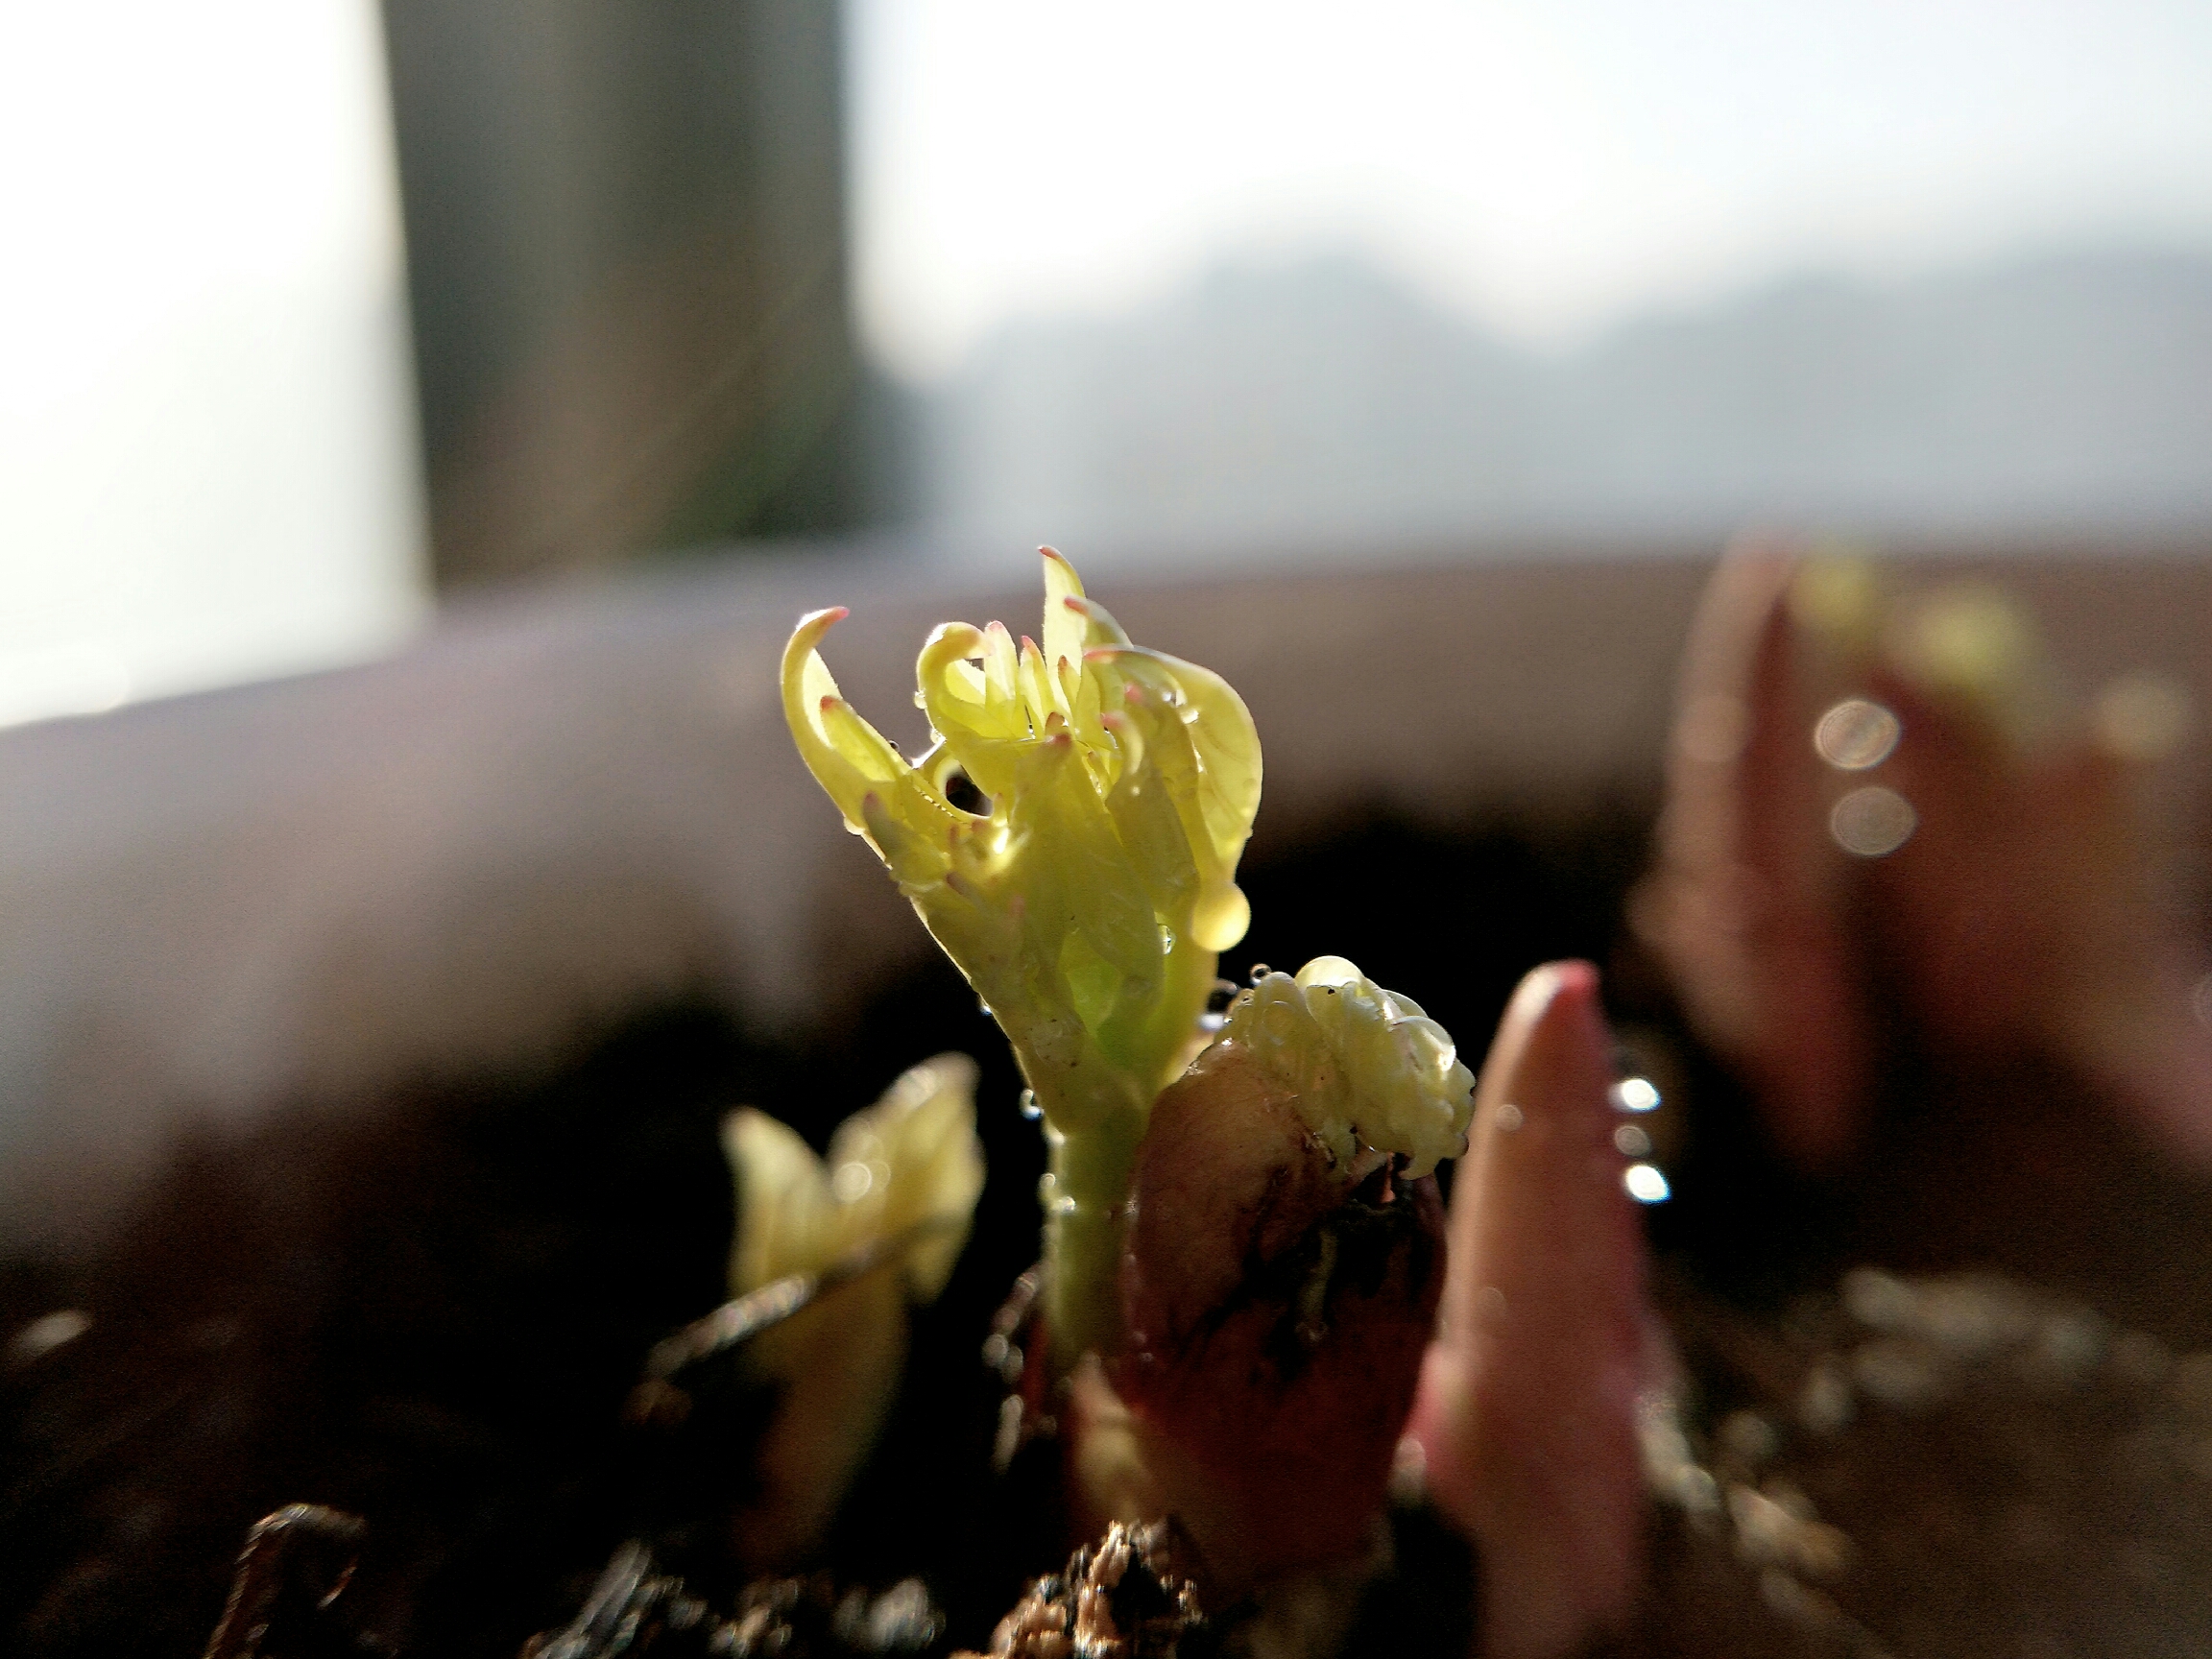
top-left (1037, 934), bottom-right (1220, 1368)
top-left (1040, 1109), bottom-right (1144, 1365)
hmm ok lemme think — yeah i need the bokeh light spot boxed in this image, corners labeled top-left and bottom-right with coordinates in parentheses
top-left (831, 1161), bottom-right (877, 1202)
top-left (1814, 697), bottom-right (1901, 770)
top-left (1830, 785), bottom-right (1916, 857)
top-left (1610, 1076), bottom-right (1661, 1113)
top-left (1624, 1163), bottom-right (1671, 1204)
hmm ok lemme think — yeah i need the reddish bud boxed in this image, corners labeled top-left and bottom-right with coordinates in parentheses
top-left (1111, 1037), bottom-right (1446, 1595)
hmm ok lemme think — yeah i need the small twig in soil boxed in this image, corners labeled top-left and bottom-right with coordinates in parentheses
top-left (202, 1503), bottom-right (376, 1659)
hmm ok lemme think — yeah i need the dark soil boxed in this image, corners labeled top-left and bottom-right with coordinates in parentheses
top-left (5, 807), bottom-right (2211, 1657)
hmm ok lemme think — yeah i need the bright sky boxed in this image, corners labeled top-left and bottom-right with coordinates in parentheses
top-left (849, 0), bottom-right (2212, 381)
top-left (0, 1), bottom-right (425, 723)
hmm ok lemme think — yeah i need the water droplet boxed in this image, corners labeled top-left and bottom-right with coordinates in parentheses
top-left (1296, 955), bottom-right (1362, 990)
top-left (1019, 1089), bottom-right (1042, 1120)
top-left (1610, 1076), bottom-right (1661, 1113)
top-left (1615, 1123), bottom-right (1652, 1158)
top-left (1248, 962), bottom-right (1272, 983)
top-left (1624, 1163), bottom-right (1671, 1203)
top-left (1190, 882), bottom-right (1251, 951)
top-left (978, 997), bottom-right (994, 1018)
top-left (1494, 1103), bottom-right (1525, 1133)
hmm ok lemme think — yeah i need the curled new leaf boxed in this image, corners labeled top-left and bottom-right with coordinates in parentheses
top-left (781, 550), bottom-right (1262, 1361)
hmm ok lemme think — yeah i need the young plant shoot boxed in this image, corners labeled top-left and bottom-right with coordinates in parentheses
top-left (782, 550), bottom-right (1260, 1363)
top-left (782, 552), bottom-right (1477, 1590)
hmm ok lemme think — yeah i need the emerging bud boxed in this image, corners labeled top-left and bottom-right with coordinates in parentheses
top-left (1646, 541), bottom-right (2212, 1171)
top-left (1226, 956), bottom-right (1476, 1178)
top-left (1408, 962), bottom-right (1655, 1659)
top-left (1110, 957), bottom-right (1470, 1594)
